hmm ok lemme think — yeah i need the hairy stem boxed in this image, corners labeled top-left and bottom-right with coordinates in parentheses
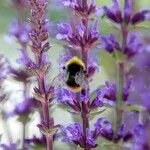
top-left (81, 47), bottom-right (90, 150)
top-left (38, 75), bottom-right (54, 150)
top-left (115, 23), bottom-right (128, 134)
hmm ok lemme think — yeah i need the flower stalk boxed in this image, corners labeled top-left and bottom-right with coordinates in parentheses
top-left (28, 0), bottom-right (54, 149)
top-left (115, 61), bottom-right (124, 134)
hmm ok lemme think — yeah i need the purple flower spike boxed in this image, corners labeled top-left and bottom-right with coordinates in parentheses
top-left (124, 0), bottom-right (133, 24)
top-left (94, 117), bottom-right (113, 140)
top-left (9, 20), bottom-right (31, 45)
top-left (131, 10), bottom-right (150, 24)
top-left (103, 0), bottom-right (122, 23)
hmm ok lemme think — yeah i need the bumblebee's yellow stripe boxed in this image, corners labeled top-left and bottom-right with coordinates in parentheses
top-left (66, 57), bottom-right (85, 68)
top-left (66, 86), bottom-right (82, 92)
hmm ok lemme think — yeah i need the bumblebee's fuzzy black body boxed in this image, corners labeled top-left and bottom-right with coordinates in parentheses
top-left (64, 57), bottom-right (85, 92)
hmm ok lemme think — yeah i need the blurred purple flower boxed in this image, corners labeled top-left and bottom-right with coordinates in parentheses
top-left (17, 49), bottom-right (36, 68)
top-left (9, 20), bottom-right (31, 45)
top-left (9, 97), bottom-right (40, 117)
top-left (103, 0), bottom-right (150, 25)
top-left (62, 0), bottom-right (77, 8)
top-left (129, 52), bottom-right (150, 111)
top-left (131, 124), bottom-right (149, 150)
top-left (25, 135), bottom-right (46, 146)
top-left (9, 67), bottom-right (33, 83)
top-left (0, 143), bottom-right (17, 150)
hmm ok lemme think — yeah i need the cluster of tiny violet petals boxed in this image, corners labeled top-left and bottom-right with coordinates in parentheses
top-left (100, 0), bottom-right (150, 58)
top-left (103, 0), bottom-right (150, 25)
top-left (62, 117), bottom-right (137, 148)
top-left (91, 81), bottom-right (131, 108)
top-left (56, 20), bottom-right (100, 50)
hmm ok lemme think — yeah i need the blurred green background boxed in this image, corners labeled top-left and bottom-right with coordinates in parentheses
top-left (0, 0), bottom-right (150, 150)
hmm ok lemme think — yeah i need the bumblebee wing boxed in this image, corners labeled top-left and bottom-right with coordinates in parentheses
top-left (50, 73), bottom-right (66, 88)
top-left (75, 70), bottom-right (86, 86)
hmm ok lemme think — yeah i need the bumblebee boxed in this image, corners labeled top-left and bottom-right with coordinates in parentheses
top-left (62, 57), bottom-right (87, 92)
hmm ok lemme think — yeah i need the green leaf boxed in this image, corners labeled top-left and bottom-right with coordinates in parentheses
top-left (90, 108), bottom-right (107, 120)
top-left (100, 51), bottom-right (117, 80)
top-left (130, 24), bottom-right (150, 31)
top-left (31, 145), bottom-right (45, 150)
top-left (76, 145), bottom-right (83, 150)
top-left (113, 51), bottom-right (126, 62)
top-left (124, 105), bottom-right (145, 112)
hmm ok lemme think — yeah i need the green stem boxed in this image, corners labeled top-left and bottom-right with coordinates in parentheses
top-left (115, 62), bottom-right (124, 134)
top-left (22, 123), bottom-right (26, 150)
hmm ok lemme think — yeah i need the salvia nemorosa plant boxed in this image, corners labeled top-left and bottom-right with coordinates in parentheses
top-left (0, 0), bottom-right (150, 150)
